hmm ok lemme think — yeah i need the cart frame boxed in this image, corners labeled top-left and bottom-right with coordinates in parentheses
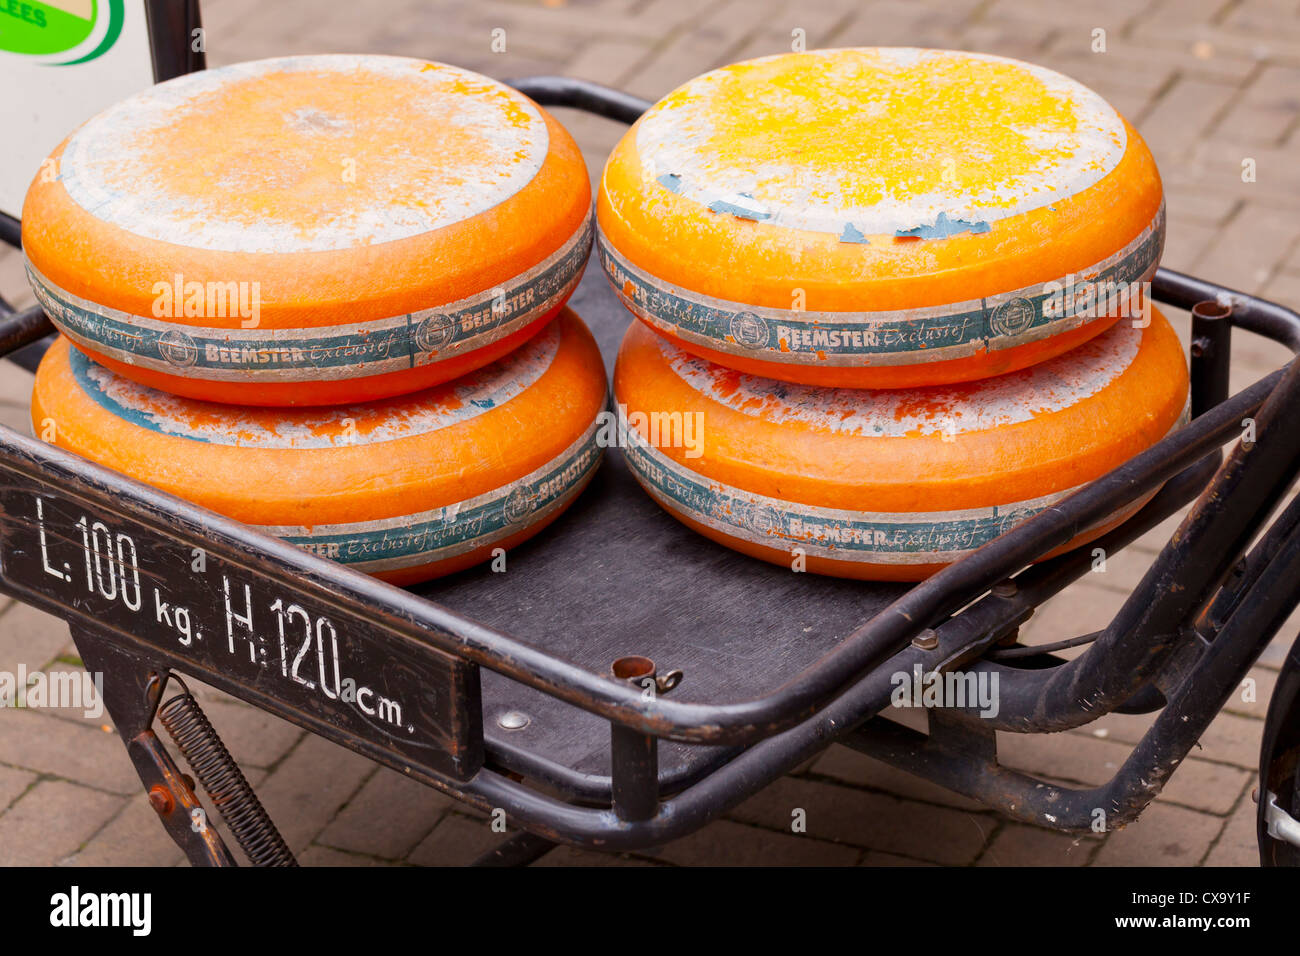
top-left (3, 61), bottom-right (1300, 867)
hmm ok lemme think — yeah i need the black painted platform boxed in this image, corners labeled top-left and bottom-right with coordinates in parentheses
top-left (412, 269), bottom-right (908, 793)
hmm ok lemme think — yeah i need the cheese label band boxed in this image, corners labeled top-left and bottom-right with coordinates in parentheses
top-left (27, 210), bottom-right (592, 384)
top-left (277, 422), bottom-right (603, 574)
top-left (598, 204), bottom-right (1162, 369)
top-left (620, 403), bottom-right (1188, 567)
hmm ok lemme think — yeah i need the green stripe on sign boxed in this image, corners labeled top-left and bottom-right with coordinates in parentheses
top-left (0, 1), bottom-right (96, 57)
top-left (61, 0), bottom-right (124, 66)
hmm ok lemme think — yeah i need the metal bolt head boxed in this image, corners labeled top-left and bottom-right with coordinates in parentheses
top-left (497, 710), bottom-right (531, 731)
top-left (912, 629), bottom-right (939, 651)
top-left (148, 785), bottom-right (174, 815)
top-left (991, 580), bottom-right (1017, 598)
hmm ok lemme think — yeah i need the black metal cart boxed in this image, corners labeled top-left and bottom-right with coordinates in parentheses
top-left (3, 15), bottom-right (1300, 866)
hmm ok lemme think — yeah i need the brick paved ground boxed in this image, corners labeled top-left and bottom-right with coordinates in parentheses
top-left (2, 0), bottom-right (1299, 866)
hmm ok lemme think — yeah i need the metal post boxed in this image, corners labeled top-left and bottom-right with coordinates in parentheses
top-left (1191, 298), bottom-right (1233, 418)
top-left (609, 656), bottom-right (660, 821)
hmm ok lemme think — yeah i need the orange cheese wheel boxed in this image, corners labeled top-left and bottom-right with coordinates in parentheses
top-left (32, 311), bottom-right (607, 585)
top-left (23, 54), bottom-right (592, 406)
top-left (613, 307), bottom-right (1188, 581)
top-left (598, 48), bottom-right (1164, 389)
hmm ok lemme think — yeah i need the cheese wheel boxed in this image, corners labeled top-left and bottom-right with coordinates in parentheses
top-left (32, 311), bottom-right (607, 585)
top-left (598, 48), bottom-right (1164, 389)
top-left (614, 307), bottom-right (1188, 581)
top-left (23, 54), bottom-right (592, 406)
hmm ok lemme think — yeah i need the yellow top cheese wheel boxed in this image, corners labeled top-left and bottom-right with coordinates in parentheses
top-left (614, 307), bottom-right (1188, 581)
top-left (23, 54), bottom-right (592, 406)
top-left (599, 48), bottom-right (1164, 388)
top-left (32, 310), bottom-right (607, 585)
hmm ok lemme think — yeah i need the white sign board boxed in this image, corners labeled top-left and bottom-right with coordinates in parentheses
top-left (0, 0), bottom-right (156, 220)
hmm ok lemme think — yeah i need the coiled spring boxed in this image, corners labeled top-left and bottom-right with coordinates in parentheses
top-left (158, 691), bottom-right (298, 867)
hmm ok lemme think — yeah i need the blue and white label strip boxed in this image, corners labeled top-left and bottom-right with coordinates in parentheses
top-left (656, 318), bottom-right (1144, 437)
top-left (26, 207), bottom-right (592, 383)
top-left (266, 420), bottom-right (605, 573)
top-left (619, 402), bottom-right (1189, 566)
top-left (598, 203), bottom-right (1162, 367)
top-left (68, 323), bottom-right (563, 449)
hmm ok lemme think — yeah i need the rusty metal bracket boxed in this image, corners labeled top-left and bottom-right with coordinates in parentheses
top-left (71, 623), bottom-right (237, 866)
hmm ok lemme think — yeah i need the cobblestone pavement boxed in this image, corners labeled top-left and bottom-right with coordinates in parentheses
top-left (2, 0), bottom-right (1299, 866)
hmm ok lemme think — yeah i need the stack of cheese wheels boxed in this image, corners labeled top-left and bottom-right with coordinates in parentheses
top-left (599, 47), bottom-right (1164, 389)
top-left (34, 311), bottom-right (608, 585)
top-left (609, 48), bottom-right (1186, 580)
top-left (24, 55), bottom-right (606, 584)
top-left (23, 54), bottom-right (592, 406)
